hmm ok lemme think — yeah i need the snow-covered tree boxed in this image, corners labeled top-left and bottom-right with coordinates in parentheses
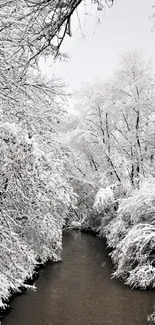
top-left (0, 121), bottom-right (76, 309)
top-left (0, 0), bottom-right (114, 70)
top-left (110, 52), bottom-right (155, 185)
top-left (69, 52), bottom-right (155, 190)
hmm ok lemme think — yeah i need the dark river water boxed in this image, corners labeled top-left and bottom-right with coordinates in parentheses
top-left (2, 231), bottom-right (155, 325)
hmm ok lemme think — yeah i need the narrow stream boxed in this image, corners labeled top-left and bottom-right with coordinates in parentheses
top-left (2, 231), bottom-right (155, 325)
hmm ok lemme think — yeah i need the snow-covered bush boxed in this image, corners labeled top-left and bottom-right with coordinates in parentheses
top-left (0, 122), bottom-right (75, 310)
top-left (89, 184), bottom-right (127, 233)
top-left (100, 178), bottom-right (155, 288)
top-left (106, 178), bottom-right (155, 248)
top-left (83, 178), bottom-right (155, 289)
top-left (111, 224), bottom-right (155, 288)
top-left (89, 186), bottom-right (115, 232)
top-left (0, 226), bottom-right (36, 309)
top-left (93, 186), bottom-right (115, 213)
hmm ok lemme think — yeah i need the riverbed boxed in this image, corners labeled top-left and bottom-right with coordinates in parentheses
top-left (2, 231), bottom-right (155, 325)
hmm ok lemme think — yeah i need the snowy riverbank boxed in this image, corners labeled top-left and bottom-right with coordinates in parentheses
top-left (0, 123), bottom-right (74, 315)
top-left (69, 178), bottom-right (155, 289)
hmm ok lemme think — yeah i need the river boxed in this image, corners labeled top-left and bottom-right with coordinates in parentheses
top-left (2, 231), bottom-right (155, 325)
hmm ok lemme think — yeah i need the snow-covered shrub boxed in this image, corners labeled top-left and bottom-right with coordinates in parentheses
top-left (105, 216), bottom-right (127, 248)
top-left (120, 179), bottom-right (155, 225)
top-left (0, 226), bottom-right (36, 309)
top-left (111, 224), bottom-right (155, 288)
top-left (105, 178), bottom-right (155, 248)
top-left (112, 180), bottom-right (132, 199)
top-left (101, 179), bottom-right (155, 288)
top-left (93, 186), bottom-right (115, 213)
top-left (84, 186), bottom-right (116, 232)
top-left (0, 122), bottom-right (74, 309)
top-left (84, 178), bottom-right (155, 289)
top-left (91, 183), bottom-right (129, 234)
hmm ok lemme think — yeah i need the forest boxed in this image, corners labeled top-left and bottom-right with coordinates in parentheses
top-left (0, 0), bottom-right (155, 323)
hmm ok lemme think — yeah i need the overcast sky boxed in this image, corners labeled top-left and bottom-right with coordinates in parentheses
top-left (41, 0), bottom-right (155, 91)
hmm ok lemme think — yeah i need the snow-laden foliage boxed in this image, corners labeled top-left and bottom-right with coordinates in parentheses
top-left (93, 187), bottom-right (114, 213)
top-left (89, 183), bottom-right (130, 233)
top-left (69, 177), bottom-right (155, 290)
top-left (85, 186), bottom-right (116, 232)
top-left (90, 178), bottom-right (155, 289)
top-left (0, 0), bottom-right (113, 69)
top-left (106, 178), bottom-right (155, 248)
top-left (107, 179), bottom-right (155, 288)
top-left (111, 224), bottom-right (155, 288)
top-left (0, 123), bottom-right (75, 310)
top-left (0, 0), bottom-right (80, 310)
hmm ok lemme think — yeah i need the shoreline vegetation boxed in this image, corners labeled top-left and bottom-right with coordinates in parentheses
top-left (0, 123), bottom-right (74, 317)
top-left (66, 178), bottom-right (155, 323)
top-left (68, 179), bottom-right (155, 290)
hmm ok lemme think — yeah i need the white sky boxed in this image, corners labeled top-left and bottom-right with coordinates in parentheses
top-left (41, 0), bottom-right (155, 91)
